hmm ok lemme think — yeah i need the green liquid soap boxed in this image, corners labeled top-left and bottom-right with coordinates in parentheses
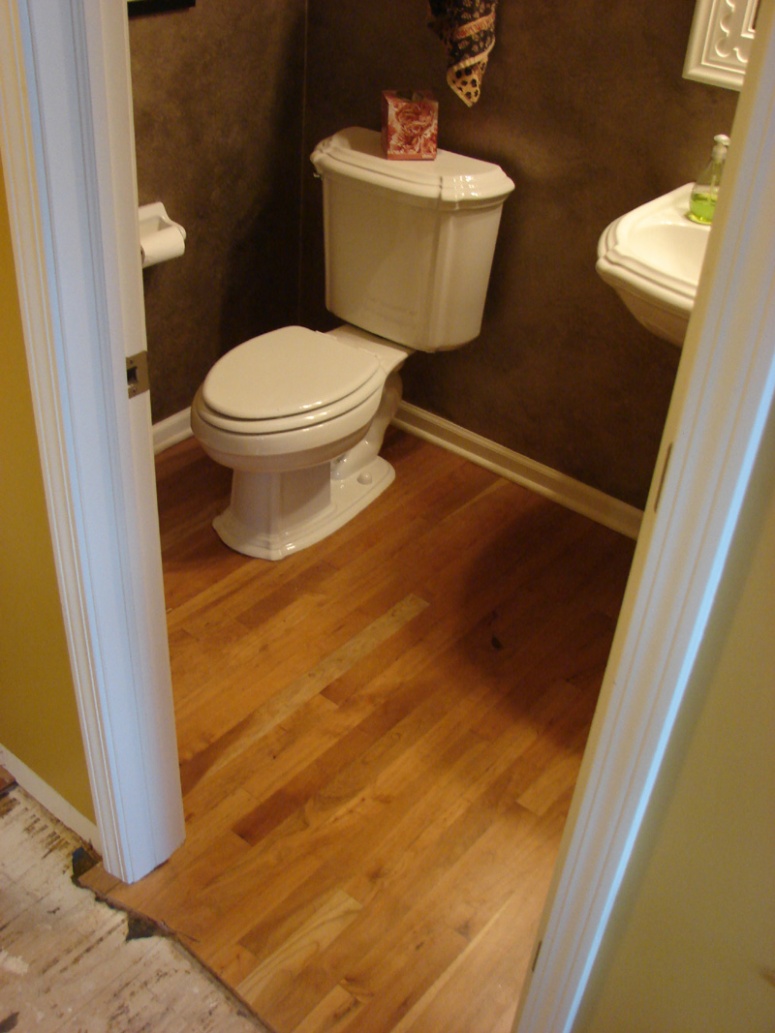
top-left (687, 133), bottom-right (730, 225)
top-left (688, 189), bottom-right (717, 224)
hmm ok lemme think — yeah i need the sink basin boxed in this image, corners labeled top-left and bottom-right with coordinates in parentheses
top-left (596, 184), bottom-right (711, 346)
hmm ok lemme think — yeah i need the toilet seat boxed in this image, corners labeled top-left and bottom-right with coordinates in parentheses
top-left (199, 325), bottom-right (384, 435)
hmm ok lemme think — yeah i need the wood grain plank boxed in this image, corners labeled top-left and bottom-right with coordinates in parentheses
top-left (92, 430), bottom-right (635, 1033)
top-left (237, 890), bottom-right (362, 1013)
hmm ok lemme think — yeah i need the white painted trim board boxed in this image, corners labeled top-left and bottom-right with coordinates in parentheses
top-left (0, 744), bottom-right (100, 852)
top-left (393, 402), bottom-right (642, 539)
top-left (153, 403), bottom-right (642, 539)
top-left (0, 0), bottom-right (184, 883)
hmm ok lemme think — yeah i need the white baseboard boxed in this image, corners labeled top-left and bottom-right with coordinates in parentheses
top-left (393, 401), bottom-right (642, 540)
top-left (153, 402), bottom-right (642, 539)
top-left (0, 744), bottom-right (101, 853)
top-left (152, 407), bottom-right (192, 454)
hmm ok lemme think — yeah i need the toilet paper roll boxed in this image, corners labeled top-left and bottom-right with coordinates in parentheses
top-left (140, 224), bottom-right (186, 268)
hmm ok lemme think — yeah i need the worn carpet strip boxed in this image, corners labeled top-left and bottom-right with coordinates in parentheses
top-left (0, 785), bottom-right (270, 1032)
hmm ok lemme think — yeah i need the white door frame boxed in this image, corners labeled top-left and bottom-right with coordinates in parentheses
top-left (515, 2), bottom-right (775, 1026)
top-left (1, 0), bottom-right (773, 1023)
top-left (0, 0), bottom-right (184, 883)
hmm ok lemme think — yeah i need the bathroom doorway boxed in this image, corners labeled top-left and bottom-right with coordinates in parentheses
top-left (5, 1), bottom-right (775, 1029)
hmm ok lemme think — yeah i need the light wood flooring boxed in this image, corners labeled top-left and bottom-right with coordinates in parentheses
top-left (84, 429), bottom-right (635, 1033)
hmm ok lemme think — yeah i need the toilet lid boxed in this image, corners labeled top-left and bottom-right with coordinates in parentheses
top-left (202, 326), bottom-right (381, 421)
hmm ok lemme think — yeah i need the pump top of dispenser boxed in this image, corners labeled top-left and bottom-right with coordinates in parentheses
top-left (688, 133), bottom-right (731, 224)
top-left (711, 133), bottom-right (731, 160)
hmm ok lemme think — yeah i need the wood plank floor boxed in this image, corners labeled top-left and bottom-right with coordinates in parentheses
top-left (84, 429), bottom-right (635, 1033)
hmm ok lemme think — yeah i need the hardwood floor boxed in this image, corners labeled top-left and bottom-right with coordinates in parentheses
top-left (84, 429), bottom-right (635, 1033)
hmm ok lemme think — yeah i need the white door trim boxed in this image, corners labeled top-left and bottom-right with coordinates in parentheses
top-left (0, 0), bottom-right (184, 882)
top-left (514, 3), bottom-right (775, 1028)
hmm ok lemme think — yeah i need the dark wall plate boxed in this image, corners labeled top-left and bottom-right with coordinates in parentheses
top-left (128, 0), bottom-right (195, 17)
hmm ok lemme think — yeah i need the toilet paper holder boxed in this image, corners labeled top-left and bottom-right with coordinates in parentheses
top-left (138, 201), bottom-right (186, 268)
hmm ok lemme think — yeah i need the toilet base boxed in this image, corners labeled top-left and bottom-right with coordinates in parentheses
top-left (213, 455), bottom-right (395, 561)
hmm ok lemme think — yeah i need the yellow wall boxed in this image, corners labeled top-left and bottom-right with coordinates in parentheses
top-left (573, 397), bottom-right (775, 1031)
top-left (0, 155), bottom-right (94, 821)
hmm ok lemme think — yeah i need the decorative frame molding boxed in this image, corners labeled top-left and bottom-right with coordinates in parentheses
top-left (684, 0), bottom-right (758, 90)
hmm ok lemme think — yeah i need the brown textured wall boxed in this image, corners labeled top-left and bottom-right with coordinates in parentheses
top-left (129, 1), bottom-right (306, 420)
top-left (300, 0), bottom-right (737, 508)
top-left (131, 1), bottom-right (736, 508)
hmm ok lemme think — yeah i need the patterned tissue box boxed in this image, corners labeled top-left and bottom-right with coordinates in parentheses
top-left (381, 90), bottom-right (438, 160)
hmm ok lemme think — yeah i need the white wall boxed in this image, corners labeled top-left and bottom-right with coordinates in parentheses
top-left (572, 396), bottom-right (775, 1031)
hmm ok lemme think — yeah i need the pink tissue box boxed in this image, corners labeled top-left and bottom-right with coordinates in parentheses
top-left (381, 90), bottom-right (438, 161)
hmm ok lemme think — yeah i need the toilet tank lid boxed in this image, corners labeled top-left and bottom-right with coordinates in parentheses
top-left (311, 127), bottom-right (515, 208)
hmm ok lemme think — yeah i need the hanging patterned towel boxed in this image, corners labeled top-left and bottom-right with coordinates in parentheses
top-left (428, 0), bottom-right (498, 107)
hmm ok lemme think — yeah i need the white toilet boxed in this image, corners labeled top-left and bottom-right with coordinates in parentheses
top-left (191, 127), bottom-right (514, 560)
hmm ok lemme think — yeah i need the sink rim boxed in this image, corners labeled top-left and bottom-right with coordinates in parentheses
top-left (596, 183), bottom-right (711, 314)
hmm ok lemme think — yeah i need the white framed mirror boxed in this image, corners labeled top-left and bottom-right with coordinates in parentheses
top-left (684, 0), bottom-right (759, 90)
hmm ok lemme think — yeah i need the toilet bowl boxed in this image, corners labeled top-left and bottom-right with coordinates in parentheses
top-left (192, 324), bottom-right (407, 560)
top-left (191, 127), bottom-right (514, 560)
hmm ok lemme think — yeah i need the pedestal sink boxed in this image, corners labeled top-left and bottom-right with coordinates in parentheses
top-left (596, 184), bottom-right (711, 346)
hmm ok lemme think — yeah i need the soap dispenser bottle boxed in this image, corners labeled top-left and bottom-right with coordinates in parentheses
top-left (688, 133), bottom-right (731, 224)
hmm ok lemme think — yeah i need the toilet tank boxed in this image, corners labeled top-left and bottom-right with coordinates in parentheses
top-left (311, 127), bottom-right (515, 352)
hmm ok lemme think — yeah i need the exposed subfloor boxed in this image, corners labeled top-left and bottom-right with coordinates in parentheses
top-left (0, 778), bottom-right (270, 1032)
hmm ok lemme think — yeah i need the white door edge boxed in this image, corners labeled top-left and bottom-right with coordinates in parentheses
top-left (0, 0), bottom-right (184, 884)
top-left (514, 3), bottom-right (775, 1029)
